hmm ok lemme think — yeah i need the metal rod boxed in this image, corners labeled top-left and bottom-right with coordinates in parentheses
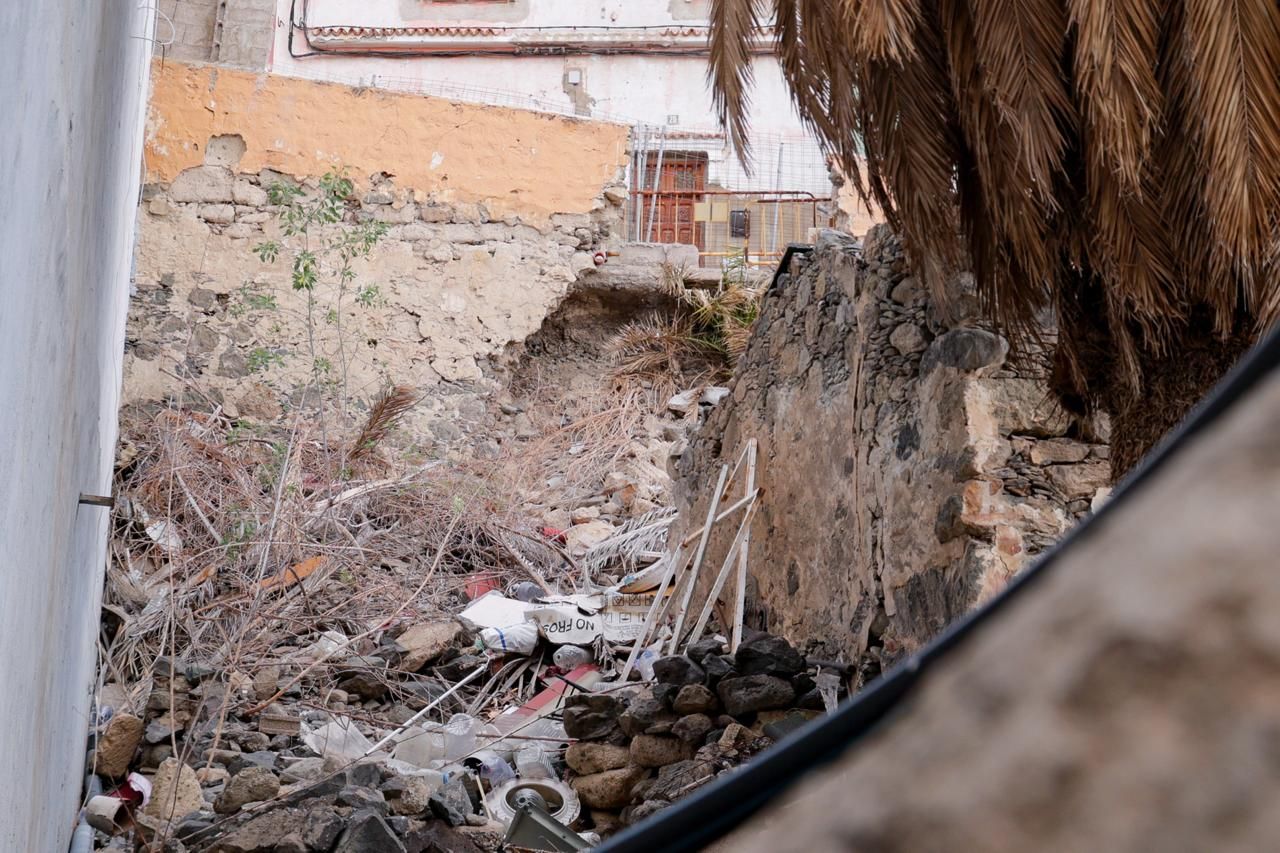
top-left (631, 125), bottom-right (647, 241)
top-left (364, 663), bottom-right (487, 756)
top-left (644, 128), bottom-right (667, 242)
top-left (771, 143), bottom-right (784, 254)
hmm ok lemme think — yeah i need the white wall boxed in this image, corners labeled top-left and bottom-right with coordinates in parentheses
top-left (269, 0), bottom-right (815, 141)
top-left (0, 1), bottom-right (153, 849)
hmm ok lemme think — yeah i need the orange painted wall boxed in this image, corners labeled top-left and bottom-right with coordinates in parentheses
top-left (144, 60), bottom-right (630, 218)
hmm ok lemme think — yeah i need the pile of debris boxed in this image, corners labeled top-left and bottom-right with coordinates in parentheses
top-left (83, 612), bottom-right (840, 851)
top-left (84, 380), bottom-right (841, 850)
top-left (560, 631), bottom-right (846, 831)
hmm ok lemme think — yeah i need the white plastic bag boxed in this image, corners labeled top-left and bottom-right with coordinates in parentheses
top-left (300, 715), bottom-right (378, 762)
top-left (477, 622), bottom-right (538, 655)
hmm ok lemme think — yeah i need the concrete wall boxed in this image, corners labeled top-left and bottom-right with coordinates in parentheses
top-left (0, 1), bottom-right (154, 850)
top-left (156, 0), bottom-right (838, 196)
top-left (156, 0), bottom-right (811, 140)
top-left (156, 0), bottom-right (276, 68)
top-left (279, 0), bottom-right (812, 137)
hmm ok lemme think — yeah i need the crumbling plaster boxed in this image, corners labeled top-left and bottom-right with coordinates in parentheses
top-left (130, 63), bottom-right (636, 447)
top-left (144, 60), bottom-right (631, 221)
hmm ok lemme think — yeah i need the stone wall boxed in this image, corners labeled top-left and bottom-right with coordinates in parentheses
top-left (720, 331), bottom-right (1280, 853)
top-left (128, 160), bottom-right (623, 444)
top-left (672, 226), bottom-right (1110, 669)
top-left (127, 62), bottom-right (642, 445)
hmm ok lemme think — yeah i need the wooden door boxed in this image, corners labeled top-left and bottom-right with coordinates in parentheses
top-left (640, 151), bottom-right (707, 248)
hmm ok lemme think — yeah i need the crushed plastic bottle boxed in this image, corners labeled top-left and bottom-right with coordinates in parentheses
top-left (815, 671), bottom-right (842, 714)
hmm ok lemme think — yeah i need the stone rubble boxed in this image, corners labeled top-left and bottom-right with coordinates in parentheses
top-left (560, 630), bottom-right (844, 833)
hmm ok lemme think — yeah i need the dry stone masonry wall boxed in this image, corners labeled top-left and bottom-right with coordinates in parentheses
top-left (674, 226), bottom-right (1110, 675)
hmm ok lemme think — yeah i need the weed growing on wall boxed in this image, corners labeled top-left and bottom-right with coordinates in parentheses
top-left (239, 169), bottom-right (421, 481)
top-left (252, 171), bottom-right (388, 410)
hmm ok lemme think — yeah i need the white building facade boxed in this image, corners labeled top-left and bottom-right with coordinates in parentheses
top-left (267, 0), bottom-right (834, 197)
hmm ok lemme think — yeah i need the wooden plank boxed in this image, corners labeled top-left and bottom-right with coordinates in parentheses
top-left (685, 499), bottom-right (758, 647)
top-left (678, 490), bottom-right (759, 548)
top-left (618, 547), bottom-right (688, 682)
top-left (731, 439), bottom-right (758, 653)
top-left (668, 464), bottom-right (730, 655)
top-left (257, 713), bottom-right (301, 736)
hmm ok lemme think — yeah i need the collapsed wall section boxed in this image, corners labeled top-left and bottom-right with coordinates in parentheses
top-left (673, 227), bottom-right (1110, 669)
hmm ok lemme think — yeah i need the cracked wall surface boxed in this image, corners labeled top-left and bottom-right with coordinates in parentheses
top-left (673, 227), bottom-right (1110, 671)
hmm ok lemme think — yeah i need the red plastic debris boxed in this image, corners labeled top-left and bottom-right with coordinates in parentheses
top-left (464, 572), bottom-right (502, 600)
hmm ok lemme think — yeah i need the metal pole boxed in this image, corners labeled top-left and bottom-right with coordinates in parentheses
top-left (645, 128), bottom-right (667, 243)
top-left (632, 125), bottom-right (647, 242)
top-left (771, 142), bottom-right (784, 253)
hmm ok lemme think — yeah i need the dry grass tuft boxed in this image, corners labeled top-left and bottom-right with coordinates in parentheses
top-left (348, 384), bottom-right (419, 463)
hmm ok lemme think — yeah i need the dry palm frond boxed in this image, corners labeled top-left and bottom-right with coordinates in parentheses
top-left (609, 312), bottom-right (703, 377)
top-left (103, 405), bottom-right (568, 682)
top-left (582, 507), bottom-right (679, 578)
top-left (1180, 0), bottom-right (1280, 321)
top-left (711, 0), bottom-right (1280, 412)
top-left (659, 261), bottom-right (690, 297)
top-left (610, 255), bottom-right (765, 382)
top-left (844, 0), bottom-right (922, 62)
top-left (349, 384), bottom-right (418, 462)
top-left (709, 0), bottom-right (763, 158)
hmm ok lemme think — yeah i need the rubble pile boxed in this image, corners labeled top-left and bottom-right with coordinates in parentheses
top-left (84, 603), bottom-right (843, 850)
top-left (89, 374), bottom-right (798, 850)
top-left (560, 631), bottom-right (846, 832)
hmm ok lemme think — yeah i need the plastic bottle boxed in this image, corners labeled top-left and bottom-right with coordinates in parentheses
top-left (815, 672), bottom-right (842, 714)
top-left (552, 644), bottom-right (594, 669)
top-left (477, 623), bottom-right (539, 655)
top-left (514, 743), bottom-right (556, 780)
top-left (444, 713), bottom-right (480, 760)
top-left (474, 750), bottom-right (517, 787)
top-left (391, 724), bottom-right (447, 768)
